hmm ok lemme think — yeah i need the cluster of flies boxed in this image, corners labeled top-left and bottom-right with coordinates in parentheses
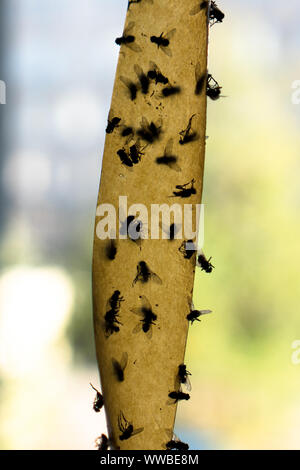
top-left (93, 0), bottom-right (224, 452)
top-left (109, 4), bottom-right (224, 169)
top-left (91, 362), bottom-right (192, 450)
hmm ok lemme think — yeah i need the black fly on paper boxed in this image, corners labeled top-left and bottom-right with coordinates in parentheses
top-left (120, 125), bottom-right (134, 139)
top-left (106, 110), bottom-right (121, 134)
top-left (150, 29), bottom-right (176, 57)
top-left (118, 412), bottom-right (144, 441)
top-left (161, 85), bottom-right (181, 98)
top-left (195, 62), bottom-right (207, 96)
top-left (119, 215), bottom-right (144, 243)
top-left (117, 148), bottom-right (134, 167)
top-left (115, 22), bottom-right (141, 52)
top-left (120, 76), bottom-right (138, 101)
top-left (90, 383), bottom-right (104, 412)
top-left (169, 179), bottom-right (196, 198)
top-left (105, 239), bottom-right (117, 260)
top-left (134, 65), bottom-right (150, 94)
top-left (155, 138), bottom-right (180, 172)
top-left (131, 295), bottom-right (157, 339)
top-left (132, 261), bottom-right (162, 286)
top-left (137, 117), bottom-right (162, 143)
top-left (104, 290), bottom-right (124, 337)
top-left (112, 352), bottom-right (128, 382)
top-left (147, 62), bottom-right (169, 85)
top-left (129, 140), bottom-right (147, 164)
top-left (179, 114), bottom-right (198, 145)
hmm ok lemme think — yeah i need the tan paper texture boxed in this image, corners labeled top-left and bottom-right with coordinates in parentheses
top-left (92, 0), bottom-right (209, 450)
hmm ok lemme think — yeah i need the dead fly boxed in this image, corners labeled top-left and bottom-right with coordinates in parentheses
top-left (90, 383), bottom-right (104, 412)
top-left (119, 215), bottom-right (144, 242)
top-left (112, 352), bottom-right (128, 382)
top-left (105, 239), bottom-right (117, 260)
top-left (115, 22), bottom-right (141, 52)
top-left (132, 261), bottom-right (162, 286)
top-left (209, 1), bottom-right (225, 26)
top-left (95, 434), bottom-right (109, 451)
top-left (160, 221), bottom-right (181, 241)
top-left (179, 239), bottom-right (197, 259)
top-left (197, 253), bottom-right (215, 273)
top-left (186, 297), bottom-right (212, 324)
top-left (106, 111), bottom-right (121, 134)
top-left (179, 114), bottom-right (198, 145)
top-left (155, 138), bottom-right (180, 172)
top-left (206, 74), bottom-right (222, 100)
top-left (195, 62), bottom-right (206, 96)
top-left (120, 125), bottom-right (134, 139)
top-left (150, 29), bottom-right (176, 57)
top-left (118, 411), bottom-right (144, 441)
top-left (147, 62), bottom-right (169, 85)
top-left (134, 64), bottom-right (150, 94)
top-left (168, 391), bottom-right (190, 403)
top-left (120, 76), bottom-right (138, 101)
top-left (129, 140), bottom-right (147, 164)
top-left (117, 148), bottom-right (134, 167)
top-left (161, 85), bottom-right (181, 98)
top-left (131, 295), bottom-right (157, 339)
top-left (178, 364), bottom-right (192, 391)
top-left (165, 432), bottom-right (189, 451)
top-left (190, 1), bottom-right (209, 16)
top-left (104, 290), bottom-right (124, 337)
top-left (137, 117), bottom-right (162, 143)
top-left (170, 179), bottom-right (196, 198)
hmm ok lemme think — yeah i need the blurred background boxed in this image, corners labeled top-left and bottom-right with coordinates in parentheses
top-left (0, 0), bottom-right (300, 450)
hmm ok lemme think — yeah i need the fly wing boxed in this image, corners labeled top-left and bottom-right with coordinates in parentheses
top-left (131, 307), bottom-right (143, 317)
top-left (126, 42), bottom-right (142, 53)
top-left (111, 357), bottom-right (121, 372)
top-left (132, 323), bottom-right (142, 334)
top-left (199, 309), bottom-right (213, 316)
top-left (161, 46), bottom-right (172, 58)
top-left (165, 28), bottom-right (177, 41)
top-left (146, 327), bottom-right (153, 340)
top-left (140, 295), bottom-right (152, 310)
top-left (140, 116), bottom-right (149, 131)
top-left (185, 375), bottom-right (192, 392)
top-left (134, 64), bottom-right (143, 78)
top-left (150, 271), bottom-right (162, 284)
top-left (124, 21), bottom-right (135, 35)
top-left (164, 138), bottom-right (173, 156)
top-left (168, 161), bottom-right (182, 172)
top-left (149, 60), bottom-right (159, 73)
top-left (120, 352), bottom-right (128, 370)
top-left (131, 427), bottom-right (144, 437)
